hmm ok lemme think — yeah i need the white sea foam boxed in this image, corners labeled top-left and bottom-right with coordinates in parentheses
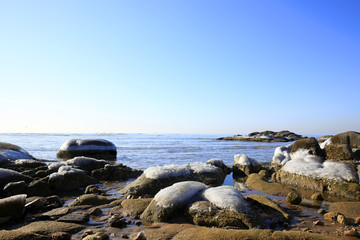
top-left (203, 186), bottom-right (248, 213)
top-left (154, 181), bottom-right (208, 208)
top-left (282, 149), bottom-right (357, 182)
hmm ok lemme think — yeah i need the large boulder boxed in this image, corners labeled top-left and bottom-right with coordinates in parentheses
top-left (233, 154), bottom-right (262, 177)
top-left (48, 166), bottom-right (98, 192)
top-left (290, 137), bottom-right (324, 158)
top-left (141, 181), bottom-right (208, 222)
top-left (331, 131), bottom-right (360, 148)
top-left (0, 142), bottom-right (34, 166)
top-left (218, 130), bottom-right (305, 142)
top-left (0, 194), bottom-right (26, 220)
top-left (120, 162), bottom-right (226, 198)
top-left (325, 143), bottom-right (354, 161)
top-left (57, 139), bottom-right (117, 160)
top-left (0, 168), bottom-right (33, 189)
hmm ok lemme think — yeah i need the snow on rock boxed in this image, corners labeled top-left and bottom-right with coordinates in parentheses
top-left (234, 154), bottom-right (259, 166)
top-left (203, 186), bottom-right (249, 213)
top-left (282, 149), bottom-right (357, 182)
top-left (206, 159), bottom-right (224, 167)
top-left (320, 138), bottom-right (332, 149)
top-left (272, 144), bottom-right (293, 166)
top-left (189, 163), bottom-right (220, 175)
top-left (49, 166), bottom-right (85, 181)
top-left (144, 164), bottom-right (192, 179)
top-left (48, 162), bottom-right (68, 171)
top-left (59, 139), bottom-right (116, 151)
top-left (154, 181), bottom-right (208, 208)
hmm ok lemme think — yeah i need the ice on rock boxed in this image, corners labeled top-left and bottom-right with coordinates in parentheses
top-left (206, 159), bottom-right (224, 166)
top-left (234, 154), bottom-right (259, 166)
top-left (144, 164), bottom-right (192, 179)
top-left (282, 149), bottom-right (357, 182)
top-left (49, 166), bottom-right (85, 181)
top-left (272, 144), bottom-right (293, 165)
top-left (320, 138), bottom-right (332, 149)
top-left (189, 162), bottom-right (220, 174)
top-left (203, 186), bottom-right (248, 213)
top-left (48, 162), bottom-right (68, 171)
top-left (154, 181), bottom-right (208, 208)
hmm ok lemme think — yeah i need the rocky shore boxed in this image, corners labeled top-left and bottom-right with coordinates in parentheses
top-left (217, 130), bottom-right (306, 142)
top-left (1, 132), bottom-right (360, 239)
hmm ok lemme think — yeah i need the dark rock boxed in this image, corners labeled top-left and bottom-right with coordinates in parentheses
top-left (51, 232), bottom-right (71, 240)
top-left (0, 142), bottom-right (35, 163)
top-left (311, 193), bottom-right (324, 201)
top-left (66, 156), bottom-right (108, 174)
top-left (58, 211), bottom-right (90, 223)
top-left (313, 220), bottom-right (324, 226)
top-left (3, 180), bottom-right (28, 196)
top-left (91, 163), bottom-right (142, 181)
top-left (121, 198), bottom-right (152, 219)
top-left (42, 207), bottom-right (71, 218)
top-left (56, 139), bottom-right (117, 160)
top-left (331, 131), bottom-right (360, 148)
top-left (286, 191), bottom-right (302, 205)
top-left (68, 194), bottom-right (115, 207)
top-left (107, 214), bottom-right (128, 228)
top-left (344, 230), bottom-right (359, 237)
top-left (290, 137), bottom-right (324, 158)
top-left (218, 130), bottom-right (305, 142)
top-left (85, 185), bottom-right (104, 194)
top-left (26, 177), bottom-right (52, 197)
top-left (0, 194), bottom-right (26, 219)
top-left (89, 207), bottom-right (102, 216)
top-left (325, 143), bottom-right (354, 160)
top-left (83, 232), bottom-right (109, 240)
top-left (0, 168), bottom-right (33, 189)
top-left (233, 154), bottom-right (262, 177)
top-left (25, 196), bottom-right (47, 211)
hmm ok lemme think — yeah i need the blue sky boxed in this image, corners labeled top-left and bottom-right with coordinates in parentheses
top-left (0, 0), bottom-right (359, 134)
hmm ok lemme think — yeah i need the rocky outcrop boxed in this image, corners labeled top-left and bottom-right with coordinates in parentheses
top-left (217, 130), bottom-right (305, 142)
top-left (120, 162), bottom-right (227, 198)
top-left (57, 139), bottom-right (117, 160)
top-left (325, 143), bottom-right (354, 160)
top-left (290, 137), bottom-right (324, 158)
top-left (331, 131), bottom-right (360, 148)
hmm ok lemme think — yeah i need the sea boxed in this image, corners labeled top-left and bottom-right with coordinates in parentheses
top-left (0, 133), bottom-right (296, 170)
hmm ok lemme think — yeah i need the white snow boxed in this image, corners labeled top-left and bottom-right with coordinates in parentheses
top-left (234, 154), bottom-right (259, 166)
top-left (189, 163), bottom-right (220, 174)
top-left (203, 186), bottom-right (248, 213)
top-left (282, 149), bottom-right (357, 182)
top-left (271, 144), bottom-right (293, 165)
top-left (320, 138), bottom-right (332, 149)
top-left (154, 181), bottom-right (208, 208)
top-left (60, 139), bottom-right (116, 151)
top-left (206, 159), bottom-right (224, 167)
top-left (14, 159), bottom-right (40, 165)
top-left (144, 164), bottom-right (192, 179)
top-left (0, 149), bottom-right (33, 161)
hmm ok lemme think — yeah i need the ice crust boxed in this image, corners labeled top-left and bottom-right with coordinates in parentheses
top-left (154, 181), bottom-right (208, 208)
top-left (66, 156), bottom-right (107, 167)
top-left (49, 166), bottom-right (85, 181)
top-left (234, 154), bottom-right (259, 166)
top-left (271, 144), bottom-right (293, 165)
top-left (320, 138), bottom-right (332, 149)
top-left (282, 149), bottom-right (357, 182)
top-left (0, 149), bottom-right (33, 161)
top-left (60, 139), bottom-right (116, 151)
top-left (203, 186), bottom-right (248, 213)
top-left (144, 162), bottom-right (220, 179)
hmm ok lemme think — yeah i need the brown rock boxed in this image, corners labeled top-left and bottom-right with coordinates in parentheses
top-left (331, 131), bottom-right (360, 148)
top-left (121, 198), bottom-right (152, 219)
top-left (313, 220), bottom-right (324, 226)
top-left (324, 211), bottom-right (339, 222)
top-left (325, 143), bottom-right (354, 160)
top-left (344, 229), bottom-right (359, 237)
top-left (52, 232), bottom-right (71, 240)
top-left (318, 209), bottom-right (327, 215)
top-left (354, 217), bottom-right (360, 225)
top-left (132, 231), bottom-right (146, 240)
top-left (311, 193), bottom-right (324, 201)
top-left (286, 191), bottom-right (302, 205)
top-left (291, 137), bottom-right (324, 158)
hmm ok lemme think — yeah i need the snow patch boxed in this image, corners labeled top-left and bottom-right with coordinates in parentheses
top-left (49, 166), bottom-right (85, 181)
top-left (272, 144), bottom-right (293, 165)
top-left (0, 150), bottom-right (33, 161)
top-left (282, 149), bottom-right (357, 182)
top-left (154, 181), bottom-right (208, 208)
top-left (144, 164), bottom-right (192, 179)
top-left (189, 162), bottom-right (220, 174)
top-left (203, 186), bottom-right (248, 213)
top-left (320, 138), bottom-right (332, 149)
top-left (234, 154), bottom-right (259, 166)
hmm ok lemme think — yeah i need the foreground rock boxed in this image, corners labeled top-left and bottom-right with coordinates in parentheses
top-left (0, 168), bottom-right (33, 190)
top-left (57, 139), bottom-right (117, 160)
top-left (0, 221), bottom-right (84, 240)
top-left (233, 154), bottom-right (262, 177)
top-left (217, 130), bottom-right (305, 142)
top-left (120, 162), bottom-right (227, 197)
top-left (0, 194), bottom-right (26, 220)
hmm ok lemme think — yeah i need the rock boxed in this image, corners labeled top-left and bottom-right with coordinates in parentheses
top-left (69, 194), bottom-right (115, 207)
top-left (13, 159), bottom-right (47, 169)
top-left (141, 181), bottom-right (208, 222)
top-left (318, 209), bottom-right (326, 214)
top-left (66, 157), bottom-right (108, 174)
top-left (246, 194), bottom-right (290, 221)
top-left (91, 163), bottom-right (142, 181)
top-left (132, 231), bottom-right (147, 240)
top-left (42, 207), bottom-right (71, 218)
top-left (56, 139), bottom-right (117, 160)
top-left (107, 214), bottom-right (128, 228)
top-left (206, 159), bottom-right (232, 175)
top-left (83, 231), bottom-right (109, 240)
top-left (245, 173), bottom-right (293, 197)
top-left (218, 130), bottom-right (304, 142)
top-left (331, 131), bottom-right (360, 148)
top-left (120, 163), bottom-right (226, 197)
top-left (0, 194), bottom-right (26, 220)
top-left (58, 211), bottom-right (90, 223)
top-left (0, 142), bottom-right (35, 164)
top-left (233, 154), bottom-right (262, 177)
top-left (318, 135), bottom-right (333, 143)
top-left (121, 198), bottom-right (152, 219)
top-left (25, 196), bottom-right (47, 210)
top-left (290, 137), bottom-right (324, 158)
top-left (0, 168), bottom-right (33, 189)
top-left (89, 207), bottom-right (102, 216)
top-left (286, 191), bottom-right (302, 205)
top-left (325, 143), bottom-right (354, 160)
top-left (336, 214), bottom-right (349, 225)
top-left (311, 193), bottom-right (324, 201)
top-left (0, 221), bottom-right (84, 239)
top-left (313, 220), bottom-right (324, 226)
top-left (48, 166), bottom-right (98, 192)
top-left (51, 232), bottom-right (71, 240)
top-left (2, 180), bottom-right (28, 196)
top-left (85, 185), bottom-right (104, 194)
top-left (26, 177), bottom-right (52, 197)
top-left (344, 229), bottom-right (359, 237)
top-left (324, 211), bottom-right (339, 222)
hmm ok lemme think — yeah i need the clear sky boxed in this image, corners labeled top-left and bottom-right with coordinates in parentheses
top-left (0, 0), bottom-right (359, 135)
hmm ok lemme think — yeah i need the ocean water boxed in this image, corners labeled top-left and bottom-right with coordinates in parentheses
top-left (0, 133), bottom-right (292, 171)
